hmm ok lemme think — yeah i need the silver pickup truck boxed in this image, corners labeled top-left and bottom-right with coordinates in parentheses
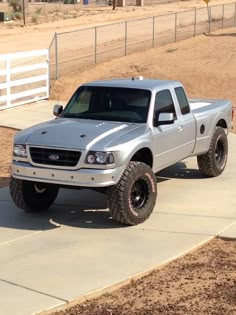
top-left (10, 78), bottom-right (233, 225)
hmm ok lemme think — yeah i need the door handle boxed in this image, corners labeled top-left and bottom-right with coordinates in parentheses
top-left (177, 125), bottom-right (183, 132)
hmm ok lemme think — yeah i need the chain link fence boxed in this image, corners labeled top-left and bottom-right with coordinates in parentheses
top-left (49, 2), bottom-right (236, 80)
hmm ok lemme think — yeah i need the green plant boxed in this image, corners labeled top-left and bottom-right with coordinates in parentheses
top-left (211, 17), bottom-right (221, 22)
top-left (9, 0), bottom-right (22, 12)
top-left (12, 11), bottom-right (22, 20)
top-left (102, 292), bottom-right (113, 298)
top-left (130, 278), bottom-right (136, 286)
top-left (31, 13), bottom-right (39, 24)
top-left (35, 7), bottom-right (43, 15)
top-left (179, 21), bottom-right (194, 28)
top-left (166, 48), bottom-right (178, 53)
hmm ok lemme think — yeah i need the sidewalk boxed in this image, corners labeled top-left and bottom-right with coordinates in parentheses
top-left (0, 101), bottom-right (236, 315)
top-left (0, 100), bottom-right (65, 130)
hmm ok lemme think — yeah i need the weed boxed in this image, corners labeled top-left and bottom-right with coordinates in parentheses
top-left (166, 48), bottom-right (178, 53)
top-left (130, 278), bottom-right (136, 286)
top-left (31, 13), bottom-right (39, 24)
top-left (12, 11), bottom-right (22, 20)
top-left (9, 0), bottom-right (22, 12)
top-left (102, 292), bottom-right (113, 298)
top-left (211, 17), bottom-right (221, 22)
top-left (34, 7), bottom-right (43, 15)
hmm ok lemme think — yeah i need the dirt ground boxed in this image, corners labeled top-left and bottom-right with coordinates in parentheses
top-left (0, 127), bottom-right (18, 188)
top-left (50, 237), bottom-right (236, 315)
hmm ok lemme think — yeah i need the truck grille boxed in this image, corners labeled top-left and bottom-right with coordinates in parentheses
top-left (30, 147), bottom-right (81, 167)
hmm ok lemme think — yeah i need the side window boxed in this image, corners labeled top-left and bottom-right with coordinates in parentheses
top-left (154, 90), bottom-right (176, 124)
top-left (175, 87), bottom-right (190, 115)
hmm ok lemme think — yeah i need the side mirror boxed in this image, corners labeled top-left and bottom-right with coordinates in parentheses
top-left (154, 112), bottom-right (175, 127)
top-left (53, 104), bottom-right (63, 117)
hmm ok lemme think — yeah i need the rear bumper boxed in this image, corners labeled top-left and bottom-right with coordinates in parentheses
top-left (12, 161), bottom-right (125, 187)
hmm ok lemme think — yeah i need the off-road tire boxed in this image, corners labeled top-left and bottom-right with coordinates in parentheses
top-left (108, 161), bottom-right (157, 225)
top-left (197, 127), bottom-right (228, 177)
top-left (9, 177), bottom-right (59, 212)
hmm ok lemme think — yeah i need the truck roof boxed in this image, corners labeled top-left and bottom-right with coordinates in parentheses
top-left (83, 78), bottom-right (180, 90)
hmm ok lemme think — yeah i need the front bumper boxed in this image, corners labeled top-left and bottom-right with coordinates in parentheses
top-left (12, 161), bottom-right (126, 187)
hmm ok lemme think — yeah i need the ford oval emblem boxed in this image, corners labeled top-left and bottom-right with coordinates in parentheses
top-left (49, 154), bottom-right (59, 161)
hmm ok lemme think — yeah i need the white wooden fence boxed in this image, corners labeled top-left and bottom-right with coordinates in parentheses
top-left (0, 49), bottom-right (49, 110)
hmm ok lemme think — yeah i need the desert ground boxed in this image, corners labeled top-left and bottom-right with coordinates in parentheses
top-left (0, 0), bottom-right (235, 53)
top-left (0, 1), bottom-right (236, 314)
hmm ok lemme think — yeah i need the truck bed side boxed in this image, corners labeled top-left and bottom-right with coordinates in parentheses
top-left (189, 98), bottom-right (232, 156)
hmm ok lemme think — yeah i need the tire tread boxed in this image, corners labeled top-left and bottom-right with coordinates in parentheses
top-left (197, 127), bottom-right (228, 177)
top-left (108, 161), bottom-right (156, 225)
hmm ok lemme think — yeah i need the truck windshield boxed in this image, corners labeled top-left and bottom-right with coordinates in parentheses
top-left (62, 86), bottom-right (151, 123)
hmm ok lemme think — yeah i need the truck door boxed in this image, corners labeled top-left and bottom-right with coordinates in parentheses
top-left (152, 88), bottom-right (196, 171)
top-left (174, 86), bottom-right (196, 157)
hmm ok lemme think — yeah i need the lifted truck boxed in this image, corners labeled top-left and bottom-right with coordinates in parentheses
top-left (10, 78), bottom-right (233, 225)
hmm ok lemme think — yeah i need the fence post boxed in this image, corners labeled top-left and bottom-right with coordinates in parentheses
top-left (125, 21), bottom-right (127, 56)
top-left (152, 16), bottom-right (155, 48)
top-left (46, 49), bottom-right (50, 99)
top-left (6, 57), bottom-right (11, 108)
top-left (95, 27), bottom-right (97, 64)
top-left (235, 3), bottom-right (236, 27)
top-left (55, 32), bottom-right (59, 80)
top-left (208, 6), bottom-right (211, 33)
top-left (222, 4), bottom-right (224, 29)
top-left (175, 12), bottom-right (177, 42)
top-left (194, 8), bottom-right (196, 37)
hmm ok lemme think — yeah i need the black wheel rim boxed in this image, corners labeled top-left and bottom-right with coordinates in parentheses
top-left (130, 178), bottom-right (149, 210)
top-left (215, 137), bottom-right (225, 168)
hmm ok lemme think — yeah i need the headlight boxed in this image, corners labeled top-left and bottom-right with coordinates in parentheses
top-left (86, 151), bottom-right (114, 165)
top-left (13, 144), bottom-right (27, 158)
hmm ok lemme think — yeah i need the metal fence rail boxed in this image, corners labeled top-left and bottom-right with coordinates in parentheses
top-left (49, 2), bottom-right (236, 80)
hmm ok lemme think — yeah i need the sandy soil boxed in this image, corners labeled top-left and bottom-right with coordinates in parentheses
top-left (0, 127), bottom-right (18, 188)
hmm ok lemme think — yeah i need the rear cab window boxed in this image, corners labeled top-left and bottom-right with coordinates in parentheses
top-left (175, 87), bottom-right (190, 115)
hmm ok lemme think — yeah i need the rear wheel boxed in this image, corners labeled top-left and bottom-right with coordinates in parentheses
top-left (9, 177), bottom-right (59, 212)
top-left (197, 127), bottom-right (228, 177)
top-left (108, 162), bottom-right (157, 225)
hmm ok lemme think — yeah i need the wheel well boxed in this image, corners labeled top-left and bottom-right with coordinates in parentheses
top-left (216, 119), bottom-right (227, 129)
top-left (130, 148), bottom-right (153, 168)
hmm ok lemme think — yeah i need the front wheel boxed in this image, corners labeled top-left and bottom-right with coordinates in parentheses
top-left (9, 178), bottom-right (59, 212)
top-left (108, 162), bottom-right (157, 225)
top-left (197, 126), bottom-right (228, 177)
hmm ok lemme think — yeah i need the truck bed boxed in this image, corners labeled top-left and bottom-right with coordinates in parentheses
top-left (189, 98), bottom-right (231, 115)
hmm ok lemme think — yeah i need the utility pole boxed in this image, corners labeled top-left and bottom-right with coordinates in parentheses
top-left (22, 0), bottom-right (26, 26)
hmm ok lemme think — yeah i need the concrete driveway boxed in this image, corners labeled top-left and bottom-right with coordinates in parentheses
top-left (0, 133), bottom-right (236, 315)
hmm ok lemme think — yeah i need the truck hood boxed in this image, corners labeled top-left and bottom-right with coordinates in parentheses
top-left (15, 118), bottom-right (147, 151)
